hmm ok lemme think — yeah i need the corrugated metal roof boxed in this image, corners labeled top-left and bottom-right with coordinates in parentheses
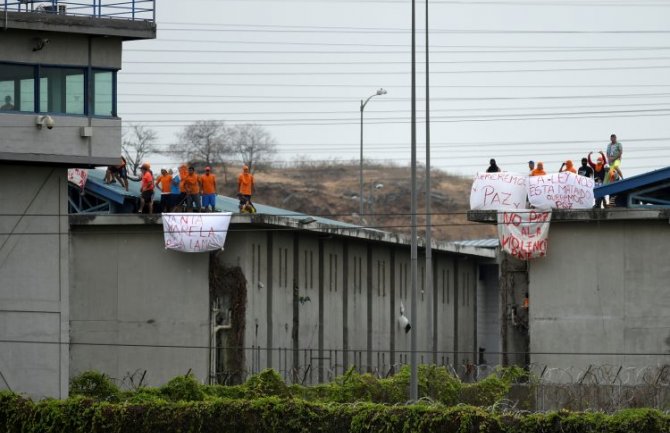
top-left (78, 169), bottom-right (497, 258)
top-left (450, 238), bottom-right (499, 249)
top-left (85, 168), bottom-right (360, 229)
top-left (595, 166), bottom-right (670, 199)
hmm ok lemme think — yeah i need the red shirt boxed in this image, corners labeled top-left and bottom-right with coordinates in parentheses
top-left (141, 171), bottom-right (154, 191)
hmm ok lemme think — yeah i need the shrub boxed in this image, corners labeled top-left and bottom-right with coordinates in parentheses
top-left (244, 369), bottom-right (291, 398)
top-left (69, 370), bottom-right (120, 402)
top-left (160, 373), bottom-right (205, 402)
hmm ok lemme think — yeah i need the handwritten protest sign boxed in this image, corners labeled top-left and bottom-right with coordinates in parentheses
top-left (497, 210), bottom-right (552, 260)
top-left (527, 172), bottom-right (594, 209)
top-left (67, 168), bottom-right (88, 190)
top-left (470, 172), bottom-right (528, 210)
top-left (162, 212), bottom-right (232, 253)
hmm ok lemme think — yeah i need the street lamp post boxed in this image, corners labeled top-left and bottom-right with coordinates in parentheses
top-left (359, 88), bottom-right (387, 223)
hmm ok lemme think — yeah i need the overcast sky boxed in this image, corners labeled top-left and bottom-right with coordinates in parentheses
top-left (118, 0), bottom-right (670, 179)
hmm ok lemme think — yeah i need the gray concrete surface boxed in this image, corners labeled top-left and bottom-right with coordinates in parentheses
top-left (2, 11), bottom-right (156, 40)
top-left (0, 164), bottom-right (69, 398)
top-left (69, 225), bottom-right (210, 387)
top-left (529, 220), bottom-right (670, 378)
top-left (0, 29), bottom-right (125, 166)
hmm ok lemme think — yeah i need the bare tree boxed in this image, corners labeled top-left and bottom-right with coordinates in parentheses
top-left (122, 124), bottom-right (158, 176)
top-left (172, 120), bottom-right (231, 167)
top-left (229, 123), bottom-right (277, 170)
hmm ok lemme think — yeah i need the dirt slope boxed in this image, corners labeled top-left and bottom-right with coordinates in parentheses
top-left (221, 162), bottom-right (495, 242)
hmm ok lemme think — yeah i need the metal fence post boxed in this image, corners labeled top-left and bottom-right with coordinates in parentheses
top-left (131, 0), bottom-right (134, 19)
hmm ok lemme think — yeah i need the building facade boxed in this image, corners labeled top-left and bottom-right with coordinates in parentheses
top-left (470, 203), bottom-right (670, 383)
top-left (68, 213), bottom-right (499, 387)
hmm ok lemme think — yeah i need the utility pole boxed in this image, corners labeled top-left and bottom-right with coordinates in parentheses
top-left (409, 0), bottom-right (419, 402)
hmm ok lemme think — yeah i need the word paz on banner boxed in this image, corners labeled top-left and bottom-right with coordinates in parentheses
top-left (470, 172), bottom-right (528, 211)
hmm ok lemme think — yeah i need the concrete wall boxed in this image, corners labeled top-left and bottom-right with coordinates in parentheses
top-left (62, 218), bottom-right (489, 390)
top-left (0, 29), bottom-right (122, 68)
top-left (69, 223), bottom-right (210, 387)
top-left (219, 227), bottom-right (485, 385)
top-left (434, 257), bottom-right (455, 365)
top-left (0, 164), bottom-right (69, 398)
top-left (455, 259), bottom-right (477, 366)
top-left (477, 264), bottom-right (502, 366)
top-left (529, 220), bottom-right (670, 378)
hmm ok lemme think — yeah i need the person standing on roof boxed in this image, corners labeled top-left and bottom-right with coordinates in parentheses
top-left (486, 159), bottom-right (501, 173)
top-left (530, 162), bottom-right (546, 176)
top-left (588, 151), bottom-right (608, 208)
top-left (606, 134), bottom-right (623, 166)
top-left (528, 160), bottom-right (535, 174)
top-left (169, 167), bottom-right (181, 211)
top-left (577, 157), bottom-right (594, 178)
top-left (606, 134), bottom-right (624, 184)
top-left (183, 166), bottom-right (201, 212)
top-left (155, 168), bottom-right (173, 213)
top-left (237, 165), bottom-right (255, 212)
top-left (138, 163), bottom-right (154, 214)
top-left (559, 160), bottom-right (577, 174)
top-left (200, 166), bottom-right (217, 212)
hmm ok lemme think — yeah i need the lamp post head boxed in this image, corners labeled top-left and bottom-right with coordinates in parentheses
top-left (376, 88), bottom-right (387, 96)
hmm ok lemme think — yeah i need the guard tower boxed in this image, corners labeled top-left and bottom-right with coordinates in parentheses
top-left (0, 1), bottom-right (156, 398)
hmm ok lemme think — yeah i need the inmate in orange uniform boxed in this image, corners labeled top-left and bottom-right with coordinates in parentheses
top-left (182, 167), bottom-right (200, 212)
top-left (155, 169), bottom-right (173, 212)
top-left (237, 165), bottom-right (255, 212)
top-left (200, 167), bottom-right (217, 211)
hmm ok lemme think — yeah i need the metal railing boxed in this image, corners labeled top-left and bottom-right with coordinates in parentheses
top-left (2, 0), bottom-right (155, 21)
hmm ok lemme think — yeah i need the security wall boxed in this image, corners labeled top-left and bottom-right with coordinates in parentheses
top-left (69, 223), bottom-right (210, 387)
top-left (0, 164), bottom-right (69, 398)
top-left (529, 220), bottom-right (670, 380)
top-left (221, 227), bottom-right (484, 385)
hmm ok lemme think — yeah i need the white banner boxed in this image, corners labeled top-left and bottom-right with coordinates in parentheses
top-left (67, 168), bottom-right (88, 190)
top-left (497, 210), bottom-right (552, 260)
top-left (162, 213), bottom-right (233, 253)
top-left (470, 172), bottom-right (528, 210)
top-left (527, 172), bottom-right (594, 209)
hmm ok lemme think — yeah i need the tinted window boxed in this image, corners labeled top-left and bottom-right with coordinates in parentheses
top-left (93, 70), bottom-right (113, 116)
top-left (39, 67), bottom-right (85, 114)
top-left (0, 64), bottom-right (35, 112)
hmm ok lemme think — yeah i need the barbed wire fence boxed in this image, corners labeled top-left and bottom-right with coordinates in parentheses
top-left (206, 348), bottom-right (670, 411)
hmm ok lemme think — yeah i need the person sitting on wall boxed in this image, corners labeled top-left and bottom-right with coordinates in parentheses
top-left (238, 194), bottom-right (256, 213)
top-left (1, 95), bottom-right (14, 110)
top-left (104, 156), bottom-right (128, 191)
